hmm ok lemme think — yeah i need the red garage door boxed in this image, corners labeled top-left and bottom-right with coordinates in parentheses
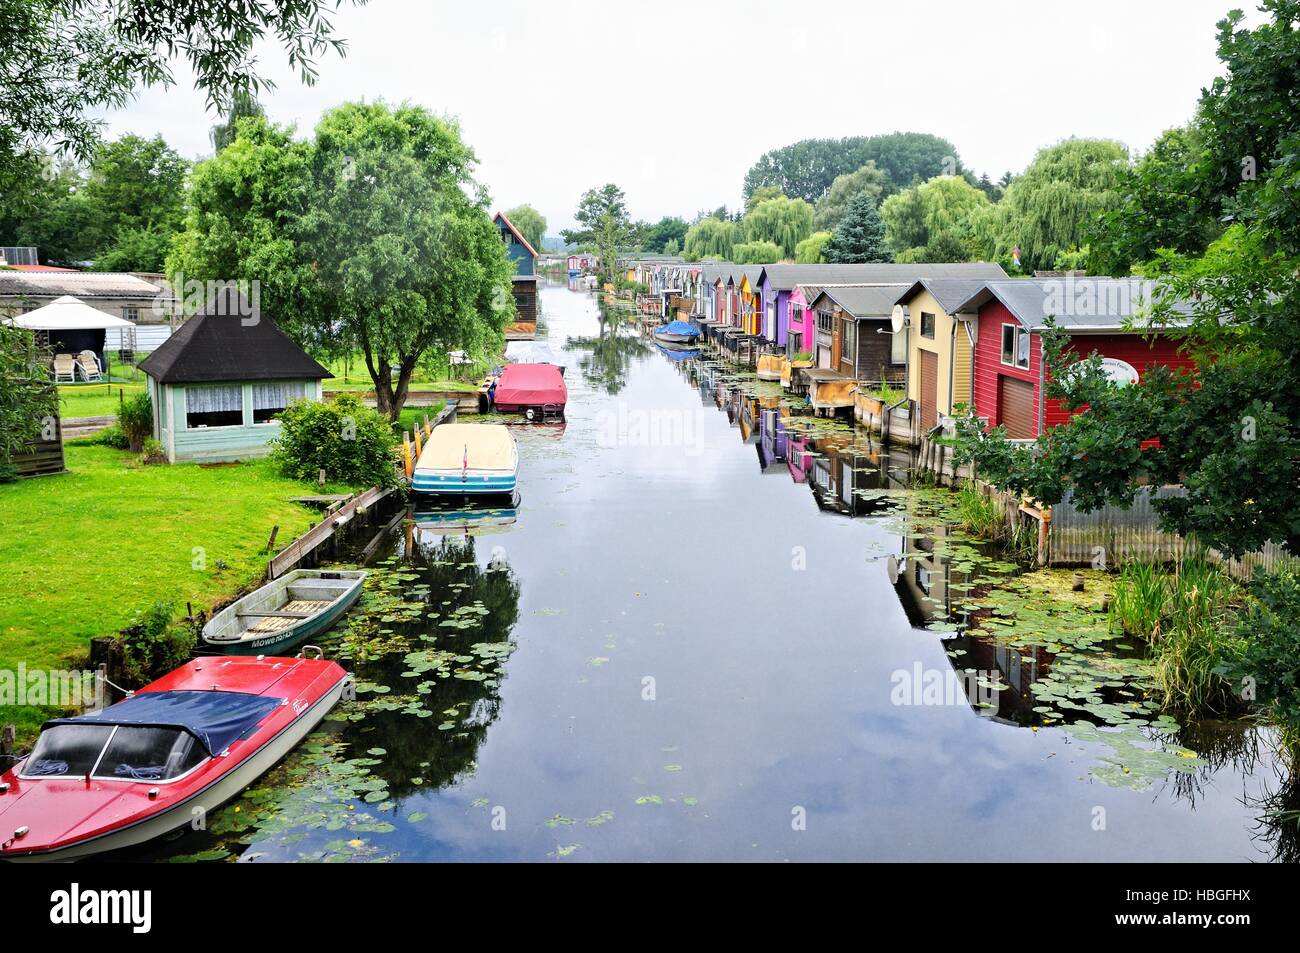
top-left (999, 376), bottom-right (1036, 438)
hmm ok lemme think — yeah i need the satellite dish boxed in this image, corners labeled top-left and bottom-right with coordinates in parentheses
top-left (890, 304), bottom-right (910, 334)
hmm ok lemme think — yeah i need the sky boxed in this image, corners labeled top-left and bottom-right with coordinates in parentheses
top-left (101, 0), bottom-right (1254, 234)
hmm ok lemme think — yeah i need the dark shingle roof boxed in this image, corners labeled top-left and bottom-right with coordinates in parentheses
top-left (140, 287), bottom-right (329, 384)
top-left (757, 261), bottom-right (1007, 291)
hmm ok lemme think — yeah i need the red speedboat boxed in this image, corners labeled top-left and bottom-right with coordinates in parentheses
top-left (0, 654), bottom-right (350, 862)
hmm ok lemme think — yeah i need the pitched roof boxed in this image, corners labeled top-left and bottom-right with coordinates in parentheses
top-left (756, 261), bottom-right (1007, 291)
top-left (894, 277), bottom-right (1003, 314)
top-left (809, 283), bottom-right (911, 318)
top-left (140, 287), bottom-right (329, 384)
top-left (0, 270), bottom-right (164, 299)
top-left (493, 212), bottom-right (539, 259)
top-left (951, 278), bottom-right (1195, 332)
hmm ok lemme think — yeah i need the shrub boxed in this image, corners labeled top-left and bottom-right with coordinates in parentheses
top-left (271, 394), bottom-right (398, 487)
top-left (140, 437), bottom-right (167, 465)
top-left (1235, 568), bottom-right (1300, 754)
top-left (84, 424), bottom-right (130, 449)
top-left (121, 601), bottom-right (194, 683)
top-left (117, 393), bottom-right (153, 453)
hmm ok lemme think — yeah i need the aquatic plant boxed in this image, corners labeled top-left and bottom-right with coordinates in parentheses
top-left (1234, 567), bottom-right (1300, 758)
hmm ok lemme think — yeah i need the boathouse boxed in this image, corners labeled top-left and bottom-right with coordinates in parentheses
top-left (494, 212), bottom-right (539, 341)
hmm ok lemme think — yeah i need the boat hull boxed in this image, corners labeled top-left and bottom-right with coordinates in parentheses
top-left (3, 671), bottom-right (350, 862)
top-left (201, 570), bottom-right (366, 656)
top-left (412, 469), bottom-right (518, 496)
top-left (654, 331), bottom-right (699, 345)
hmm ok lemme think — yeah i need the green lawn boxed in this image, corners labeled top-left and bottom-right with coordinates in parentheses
top-left (322, 354), bottom-right (480, 393)
top-left (0, 444), bottom-right (355, 740)
top-left (58, 381), bottom-right (146, 419)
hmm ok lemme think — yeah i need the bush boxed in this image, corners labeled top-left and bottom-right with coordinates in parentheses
top-left (271, 394), bottom-right (398, 487)
top-left (121, 601), bottom-right (194, 683)
top-left (140, 437), bottom-right (167, 465)
top-left (1235, 568), bottom-right (1300, 753)
top-left (84, 424), bottom-right (130, 449)
top-left (117, 393), bottom-right (153, 453)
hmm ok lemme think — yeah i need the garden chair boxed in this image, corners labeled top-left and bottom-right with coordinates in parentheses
top-left (52, 353), bottom-right (77, 383)
top-left (75, 351), bottom-right (103, 382)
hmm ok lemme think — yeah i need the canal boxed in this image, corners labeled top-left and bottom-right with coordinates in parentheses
top-left (148, 281), bottom-right (1293, 863)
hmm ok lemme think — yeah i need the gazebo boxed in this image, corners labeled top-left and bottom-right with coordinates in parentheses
top-left (139, 289), bottom-right (329, 463)
top-left (6, 295), bottom-right (133, 379)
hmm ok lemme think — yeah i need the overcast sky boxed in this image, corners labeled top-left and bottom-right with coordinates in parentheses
top-left (102, 0), bottom-right (1251, 233)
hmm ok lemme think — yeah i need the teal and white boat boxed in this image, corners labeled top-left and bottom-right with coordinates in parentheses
top-left (412, 423), bottom-right (519, 496)
top-left (202, 569), bottom-right (367, 656)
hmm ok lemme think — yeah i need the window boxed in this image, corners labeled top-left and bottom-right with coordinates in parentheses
top-left (920, 311), bottom-right (936, 339)
top-left (186, 384), bottom-right (243, 428)
top-left (1001, 324), bottom-right (1031, 369)
top-left (787, 331), bottom-right (802, 357)
top-left (500, 227), bottom-right (514, 246)
top-left (252, 382), bottom-right (306, 424)
top-left (95, 727), bottom-right (205, 782)
top-left (891, 325), bottom-right (908, 364)
top-left (817, 310), bottom-right (834, 334)
top-left (122, 306), bottom-right (140, 323)
top-left (841, 318), bottom-right (857, 362)
top-left (21, 724), bottom-right (113, 778)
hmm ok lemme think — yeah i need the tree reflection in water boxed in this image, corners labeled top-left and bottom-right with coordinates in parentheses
top-left (563, 298), bottom-right (651, 395)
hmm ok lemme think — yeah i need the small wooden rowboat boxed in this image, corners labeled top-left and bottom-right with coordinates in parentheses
top-left (202, 570), bottom-right (366, 655)
top-left (0, 654), bottom-right (350, 861)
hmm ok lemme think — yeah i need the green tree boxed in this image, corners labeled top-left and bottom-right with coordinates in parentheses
top-left (744, 185), bottom-right (785, 212)
top-left (795, 230), bottom-right (833, 264)
top-left (210, 90), bottom-right (266, 153)
top-left (813, 161), bottom-right (890, 232)
top-left (743, 132), bottom-right (962, 203)
top-left (741, 195), bottom-right (813, 258)
top-left (881, 174), bottom-right (991, 261)
top-left (824, 194), bottom-right (893, 263)
top-left (990, 138), bottom-right (1128, 271)
top-left (954, 2), bottom-right (1300, 558)
top-left (641, 215), bottom-right (688, 254)
top-left (732, 240), bottom-right (783, 265)
top-left (682, 217), bottom-right (739, 261)
top-left (561, 184), bottom-right (635, 280)
top-left (504, 204), bottom-right (546, 252)
top-left (1, 0), bottom-right (361, 166)
top-left (82, 134), bottom-right (189, 271)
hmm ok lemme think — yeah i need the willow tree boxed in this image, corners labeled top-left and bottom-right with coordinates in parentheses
top-left (881, 174), bottom-right (991, 261)
top-left (795, 231), bottom-right (833, 263)
top-left (741, 195), bottom-right (813, 259)
top-left (990, 138), bottom-right (1128, 270)
top-left (683, 217), bottom-right (739, 261)
top-left (504, 204), bottom-right (546, 252)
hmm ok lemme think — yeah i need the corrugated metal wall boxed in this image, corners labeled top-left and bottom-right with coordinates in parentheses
top-left (1049, 485), bottom-right (1296, 579)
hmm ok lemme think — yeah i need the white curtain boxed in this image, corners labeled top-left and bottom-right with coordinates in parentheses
top-left (252, 382), bottom-right (305, 411)
top-left (186, 385), bottom-right (242, 414)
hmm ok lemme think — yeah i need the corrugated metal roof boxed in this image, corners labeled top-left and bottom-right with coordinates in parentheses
top-left (0, 271), bottom-right (164, 298)
top-left (758, 261), bottom-right (1007, 291)
top-left (952, 278), bottom-right (1195, 331)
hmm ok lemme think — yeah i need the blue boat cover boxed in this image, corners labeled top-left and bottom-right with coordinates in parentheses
top-left (47, 690), bottom-right (283, 756)
top-left (659, 320), bottom-right (700, 337)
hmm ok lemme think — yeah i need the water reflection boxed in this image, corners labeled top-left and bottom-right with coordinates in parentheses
top-left (563, 301), bottom-right (651, 395)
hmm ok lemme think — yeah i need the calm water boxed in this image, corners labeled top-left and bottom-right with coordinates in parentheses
top-left (147, 282), bottom-right (1293, 863)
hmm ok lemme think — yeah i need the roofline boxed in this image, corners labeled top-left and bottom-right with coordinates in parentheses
top-left (493, 212), bottom-right (539, 259)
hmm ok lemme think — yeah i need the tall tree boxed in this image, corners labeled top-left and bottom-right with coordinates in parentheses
top-left (83, 134), bottom-right (189, 271)
top-left (742, 195), bottom-right (814, 258)
top-left (795, 231), bottom-right (833, 264)
top-left (823, 194), bottom-right (893, 263)
top-left (743, 132), bottom-right (962, 203)
top-left (1, 0), bottom-right (362, 167)
top-left (641, 215), bottom-right (688, 254)
top-left (504, 204), bottom-right (546, 252)
top-left (682, 217), bottom-right (739, 261)
top-left (881, 174), bottom-right (991, 262)
top-left (813, 161), bottom-right (890, 232)
top-left (210, 90), bottom-right (267, 153)
top-left (561, 184), bottom-right (635, 280)
top-left (953, 1), bottom-right (1300, 558)
top-left (732, 240), bottom-right (783, 265)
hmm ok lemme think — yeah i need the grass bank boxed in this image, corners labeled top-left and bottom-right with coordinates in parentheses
top-left (0, 444), bottom-right (355, 741)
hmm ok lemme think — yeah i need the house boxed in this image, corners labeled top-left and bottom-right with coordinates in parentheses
top-left (806, 284), bottom-right (911, 384)
top-left (494, 212), bottom-right (539, 341)
top-left (0, 270), bottom-right (178, 355)
top-left (756, 263), bottom-right (1007, 360)
top-left (952, 277), bottom-right (1196, 439)
top-left (894, 277), bottom-right (1006, 433)
top-left (786, 284), bottom-right (817, 359)
top-left (139, 288), bottom-right (329, 463)
top-left (737, 267), bottom-right (763, 337)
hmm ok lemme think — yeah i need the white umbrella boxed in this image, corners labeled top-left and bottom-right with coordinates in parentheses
top-left (5, 295), bottom-right (134, 330)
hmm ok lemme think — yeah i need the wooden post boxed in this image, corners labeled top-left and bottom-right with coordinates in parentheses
top-left (1, 724), bottom-right (15, 761)
top-left (403, 435), bottom-right (413, 478)
top-left (413, 427), bottom-right (422, 458)
top-left (265, 525), bottom-right (280, 553)
top-left (318, 468), bottom-right (326, 487)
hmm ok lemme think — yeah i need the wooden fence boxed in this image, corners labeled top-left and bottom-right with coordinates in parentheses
top-left (1048, 485), bottom-right (1296, 579)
